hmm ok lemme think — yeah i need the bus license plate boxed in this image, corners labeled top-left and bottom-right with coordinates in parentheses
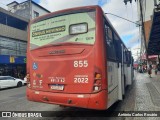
top-left (50, 85), bottom-right (64, 90)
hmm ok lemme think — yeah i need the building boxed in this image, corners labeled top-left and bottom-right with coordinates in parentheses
top-left (7, 0), bottom-right (50, 19)
top-left (0, 0), bottom-right (50, 78)
top-left (0, 7), bottom-right (28, 78)
top-left (136, 0), bottom-right (155, 54)
top-left (147, 1), bottom-right (160, 56)
top-left (136, 0), bottom-right (160, 65)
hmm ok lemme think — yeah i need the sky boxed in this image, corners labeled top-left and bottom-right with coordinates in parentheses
top-left (0, 0), bottom-right (141, 60)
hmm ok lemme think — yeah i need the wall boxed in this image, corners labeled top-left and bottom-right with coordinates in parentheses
top-left (137, 0), bottom-right (154, 52)
top-left (31, 3), bottom-right (49, 19)
top-left (0, 36), bottom-right (27, 56)
top-left (7, 1), bottom-right (50, 19)
top-left (0, 23), bottom-right (27, 41)
top-left (12, 2), bottom-right (30, 19)
top-left (137, 0), bottom-right (154, 22)
top-left (144, 0), bottom-right (154, 21)
top-left (144, 20), bottom-right (152, 45)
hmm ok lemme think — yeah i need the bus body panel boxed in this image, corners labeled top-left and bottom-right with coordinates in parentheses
top-left (26, 5), bottom-right (132, 110)
top-left (118, 63), bottom-right (123, 100)
top-left (27, 6), bottom-right (108, 110)
top-left (107, 61), bottom-right (119, 108)
top-left (28, 46), bottom-right (96, 93)
top-left (27, 88), bottom-right (107, 110)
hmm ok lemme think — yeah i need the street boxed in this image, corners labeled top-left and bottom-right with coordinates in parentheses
top-left (0, 71), bottom-right (160, 120)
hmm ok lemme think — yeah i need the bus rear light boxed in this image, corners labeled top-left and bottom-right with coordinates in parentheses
top-left (94, 86), bottom-right (99, 91)
top-left (95, 73), bottom-right (101, 80)
top-left (26, 73), bottom-right (31, 88)
top-left (94, 79), bottom-right (101, 85)
top-left (26, 73), bottom-right (30, 82)
top-left (93, 73), bottom-right (102, 92)
top-left (93, 86), bottom-right (101, 92)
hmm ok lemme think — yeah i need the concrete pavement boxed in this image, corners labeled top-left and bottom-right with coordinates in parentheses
top-left (132, 71), bottom-right (160, 120)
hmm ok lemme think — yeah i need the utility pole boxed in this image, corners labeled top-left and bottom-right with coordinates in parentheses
top-left (139, 0), bottom-right (147, 53)
top-left (138, 0), bottom-right (147, 67)
top-left (123, 0), bottom-right (147, 61)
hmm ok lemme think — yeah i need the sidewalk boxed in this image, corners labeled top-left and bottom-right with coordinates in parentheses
top-left (133, 70), bottom-right (160, 120)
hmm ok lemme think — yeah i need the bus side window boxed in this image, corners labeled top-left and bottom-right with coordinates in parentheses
top-left (124, 49), bottom-right (129, 65)
top-left (113, 32), bottom-right (122, 63)
top-left (123, 49), bottom-right (126, 63)
top-left (127, 51), bottom-right (131, 67)
top-left (104, 24), bottom-right (116, 61)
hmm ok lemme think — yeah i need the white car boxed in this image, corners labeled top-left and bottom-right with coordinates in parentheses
top-left (0, 76), bottom-right (26, 89)
top-left (24, 77), bottom-right (27, 85)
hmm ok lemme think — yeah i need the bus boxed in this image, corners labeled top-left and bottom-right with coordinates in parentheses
top-left (26, 5), bottom-right (133, 110)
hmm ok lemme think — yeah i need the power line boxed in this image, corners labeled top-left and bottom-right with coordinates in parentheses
top-left (105, 13), bottom-right (141, 26)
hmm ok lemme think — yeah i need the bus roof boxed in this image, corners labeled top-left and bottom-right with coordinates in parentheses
top-left (30, 5), bottom-right (101, 24)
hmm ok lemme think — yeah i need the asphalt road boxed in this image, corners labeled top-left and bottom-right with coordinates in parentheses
top-left (0, 83), bottom-right (136, 120)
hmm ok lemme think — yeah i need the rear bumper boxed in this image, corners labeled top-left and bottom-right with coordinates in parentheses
top-left (26, 88), bottom-right (107, 110)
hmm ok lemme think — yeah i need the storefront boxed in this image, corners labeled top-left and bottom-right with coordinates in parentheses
top-left (0, 55), bottom-right (26, 79)
top-left (147, 7), bottom-right (160, 55)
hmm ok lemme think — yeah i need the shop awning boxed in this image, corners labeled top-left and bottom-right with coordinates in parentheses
top-left (147, 8), bottom-right (160, 55)
top-left (140, 54), bottom-right (158, 60)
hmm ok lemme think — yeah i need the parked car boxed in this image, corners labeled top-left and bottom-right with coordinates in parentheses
top-left (0, 76), bottom-right (26, 89)
top-left (23, 76), bottom-right (27, 85)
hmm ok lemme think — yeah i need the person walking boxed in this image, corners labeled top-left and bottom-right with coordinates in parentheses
top-left (156, 63), bottom-right (160, 80)
top-left (148, 63), bottom-right (152, 78)
top-left (155, 64), bottom-right (158, 75)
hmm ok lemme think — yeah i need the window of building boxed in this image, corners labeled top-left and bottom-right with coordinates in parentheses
top-left (33, 11), bottom-right (39, 18)
top-left (0, 37), bottom-right (27, 56)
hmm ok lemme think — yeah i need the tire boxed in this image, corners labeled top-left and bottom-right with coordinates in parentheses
top-left (17, 82), bottom-right (22, 87)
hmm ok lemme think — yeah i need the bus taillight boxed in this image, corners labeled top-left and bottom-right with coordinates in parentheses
top-left (95, 73), bottom-right (101, 79)
top-left (93, 73), bottom-right (102, 92)
top-left (26, 73), bottom-right (31, 88)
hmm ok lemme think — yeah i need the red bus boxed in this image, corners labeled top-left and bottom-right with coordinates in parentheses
top-left (26, 5), bottom-right (133, 110)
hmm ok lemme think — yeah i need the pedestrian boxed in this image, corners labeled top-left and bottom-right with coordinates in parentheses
top-left (155, 65), bottom-right (158, 75)
top-left (148, 64), bottom-right (152, 78)
top-left (143, 65), bottom-right (146, 73)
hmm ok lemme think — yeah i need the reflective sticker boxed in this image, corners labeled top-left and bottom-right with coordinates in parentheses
top-left (33, 62), bottom-right (38, 70)
top-left (39, 80), bottom-right (43, 86)
top-left (33, 72), bottom-right (36, 77)
top-left (37, 74), bottom-right (43, 78)
top-left (33, 80), bottom-right (36, 86)
top-left (32, 80), bottom-right (43, 88)
top-left (77, 95), bottom-right (84, 98)
top-left (35, 91), bottom-right (39, 94)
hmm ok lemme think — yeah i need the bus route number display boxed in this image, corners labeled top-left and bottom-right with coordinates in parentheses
top-left (74, 60), bottom-right (88, 67)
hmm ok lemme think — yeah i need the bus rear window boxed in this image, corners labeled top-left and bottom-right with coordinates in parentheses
top-left (30, 11), bottom-right (96, 50)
